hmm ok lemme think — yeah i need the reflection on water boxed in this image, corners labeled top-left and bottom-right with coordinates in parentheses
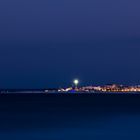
top-left (0, 93), bottom-right (140, 140)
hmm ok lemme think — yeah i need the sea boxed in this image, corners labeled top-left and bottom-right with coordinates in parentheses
top-left (0, 93), bottom-right (140, 140)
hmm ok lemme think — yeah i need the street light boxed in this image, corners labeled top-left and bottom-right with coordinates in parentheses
top-left (73, 79), bottom-right (79, 88)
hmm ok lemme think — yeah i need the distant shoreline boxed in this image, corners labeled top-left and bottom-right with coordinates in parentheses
top-left (1, 91), bottom-right (140, 94)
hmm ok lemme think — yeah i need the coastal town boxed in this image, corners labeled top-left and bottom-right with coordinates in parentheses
top-left (57, 84), bottom-right (140, 93)
top-left (48, 79), bottom-right (140, 93)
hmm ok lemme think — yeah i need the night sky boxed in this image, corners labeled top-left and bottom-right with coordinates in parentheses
top-left (0, 0), bottom-right (140, 88)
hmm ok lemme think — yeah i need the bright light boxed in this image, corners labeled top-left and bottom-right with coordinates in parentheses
top-left (73, 79), bottom-right (79, 86)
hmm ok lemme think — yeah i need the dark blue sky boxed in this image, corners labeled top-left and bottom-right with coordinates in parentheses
top-left (0, 0), bottom-right (140, 88)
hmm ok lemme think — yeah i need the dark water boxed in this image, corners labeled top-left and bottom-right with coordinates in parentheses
top-left (0, 93), bottom-right (140, 140)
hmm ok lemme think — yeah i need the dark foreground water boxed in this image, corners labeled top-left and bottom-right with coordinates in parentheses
top-left (0, 93), bottom-right (140, 140)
